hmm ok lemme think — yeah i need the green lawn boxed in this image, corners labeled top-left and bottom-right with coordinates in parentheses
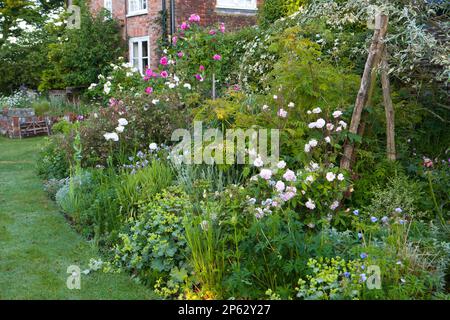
top-left (0, 136), bottom-right (155, 299)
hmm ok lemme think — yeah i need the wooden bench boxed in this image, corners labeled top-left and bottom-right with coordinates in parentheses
top-left (19, 119), bottom-right (50, 138)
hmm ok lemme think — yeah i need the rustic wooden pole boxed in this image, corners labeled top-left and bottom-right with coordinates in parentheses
top-left (340, 14), bottom-right (389, 171)
top-left (381, 50), bottom-right (396, 161)
top-left (212, 73), bottom-right (216, 100)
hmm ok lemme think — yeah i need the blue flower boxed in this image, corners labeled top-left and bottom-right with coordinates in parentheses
top-left (370, 216), bottom-right (378, 223)
top-left (395, 207), bottom-right (403, 213)
top-left (360, 252), bottom-right (368, 259)
top-left (399, 219), bottom-right (406, 225)
top-left (360, 273), bottom-right (367, 282)
top-left (343, 272), bottom-right (351, 278)
top-left (353, 209), bottom-right (359, 216)
top-left (357, 232), bottom-right (363, 239)
top-left (381, 216), bottom-right (389, 223)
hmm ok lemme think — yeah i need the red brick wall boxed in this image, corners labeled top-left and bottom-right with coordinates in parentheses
top-left (88, 0), bottom-right (261, 67)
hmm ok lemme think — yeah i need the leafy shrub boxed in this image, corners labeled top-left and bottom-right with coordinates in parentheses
top-left (55, 170), bottom-right (95, 232)
top-left (32, 100), bottom-right (50, 116)
top-left (39, 2), bottom-right (123, 90)
top-left (77, 94), bottom-right (190, 167)
top-left (113, 187), bottom-right (192, 286)
top-left (37, 135), bottom-right (70, 180)
top-left (51, 119), bottom-right (75, 135)
top-left (259, 0), bottom-right (308, 28)
top-left (43, 178), bottom-right (67, 200)
top-left (0, 90), bottom-right (33, 109)
top-left (116, 160), bottom-right (174, 217)
top-left (296, 256), bottom-right (364, 300)
top-left (364, 174), bottom-right (426, 221)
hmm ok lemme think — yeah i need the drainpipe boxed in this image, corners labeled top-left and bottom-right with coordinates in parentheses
top-left (161, 0), bottom-right (168, 45)
top-left (169, 0), bottom-right (176, 38)
top-left (124, 0), bottom-right (128, 58)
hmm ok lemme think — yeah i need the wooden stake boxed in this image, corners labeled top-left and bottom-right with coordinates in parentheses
top-left (340, 14), bottom-right (389, 171)
top-left (381, 50), bottom-right (396, 161)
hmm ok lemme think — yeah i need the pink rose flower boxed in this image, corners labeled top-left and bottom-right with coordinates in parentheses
top-left (177, 51), bottom-right (184, 58)
top-left (188, 14), bottom-right (200, 23)
top-left (180, 22), bottom-right (190, 31)
top-left (172, 36), bottom-right (178, 46)
top-left (199, 65), bottom-right (205, 71)
top-left (160, 56), bottom-right (168, 66)
top-left (160, 70), bottom-right (169, 78)
top-left (209, 29), bottom-right (216, 35)
top-left (145, 87), bottom-right (153, 94)
top-left (213, 54), bottom-right (222, 61)
top-left (195, 74), bottom-right (204, 82)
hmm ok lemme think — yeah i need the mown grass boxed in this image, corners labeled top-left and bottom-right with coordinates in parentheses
top-left (0, 136), bottom-right (156, 299)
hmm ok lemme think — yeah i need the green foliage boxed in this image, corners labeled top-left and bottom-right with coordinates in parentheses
top-left (39, 3), bottom-right (123, 91)
top-left (364, 174), bottom-right (426, 220)
top-left (113, 187), bottom-right (192, 286)
top-left (51, 119), bottom-right (75, 135)
top-left (0, 0), bottom-right (64, 49)
top-left (0, 29), bottom-right (52, 94)
top-left (259, 0), bottom-right (308, 28)
top-left (116, 161), bottom-right (174, 217)
top-left (0, 90), bottom-right (33, 108)
top-left (55, 169), bottom-right (95, 234)
top-left (36, 135), bottom-right (70, 180)
top-left (296, 257), bottom-right (364, 300)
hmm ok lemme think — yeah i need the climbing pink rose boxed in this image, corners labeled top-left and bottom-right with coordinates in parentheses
top-left (180, 22), bottom-right (190, 30)
top-left (145, 87), bottom-right (153, 94)
top-left (177, 51), bottom-right (184, 58)
top-left (199, 65), bottom-right (205, 71)
top-left (188, 14), bottom-right (200, 23)
top-left (213, 54), bottom-right (222, 61)
top-left (160, 71), bottom-right (169, 78)
top-left (160, 56), bottom-right (168, 66)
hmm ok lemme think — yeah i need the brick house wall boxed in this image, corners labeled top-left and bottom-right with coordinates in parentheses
top-left (88, 0), bottom-right (261, 68)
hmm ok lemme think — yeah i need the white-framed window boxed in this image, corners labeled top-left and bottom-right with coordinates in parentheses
top-left (128, 0), bottom-right (148, 16)
top-left (104, 0), bottom-right (112, 13)
top-left (216, 0), bottom-right (257, 10)
top-left (129, 36), bottom-right (150, 75)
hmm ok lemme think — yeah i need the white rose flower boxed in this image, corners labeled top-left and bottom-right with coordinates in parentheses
top-left (277, 160), bottom-right (286, 169)
top-left (115, 126), bottom-right (124, 133)
top-left (305, 199), bottom-right (316, 210)
top-left (333, 110), bottom-right (343, 118)
top-left (308, 139), bottom-right (318, 147)
top-left (326, 172), bottom-right (336, 182)
top-left (104, 132), bottom-right (119, 142)
top-left (149, 143), bottom-right (158, 151)
top-left (315, 118), bottom-right (326, 128)
top-left (312, 107), bottom-right (322, 114)
top-left (253, 156), bottom-right (264, 167)
top-left (118, 118), bottom-right (128, 126)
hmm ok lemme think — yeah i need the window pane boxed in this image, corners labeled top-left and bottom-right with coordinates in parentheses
top-left (142, 58), bottom-right (149, 70)
top-left (133, 42), bottom-right (139, 58)
top-left (142, 41), bottom-right (148, 58)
